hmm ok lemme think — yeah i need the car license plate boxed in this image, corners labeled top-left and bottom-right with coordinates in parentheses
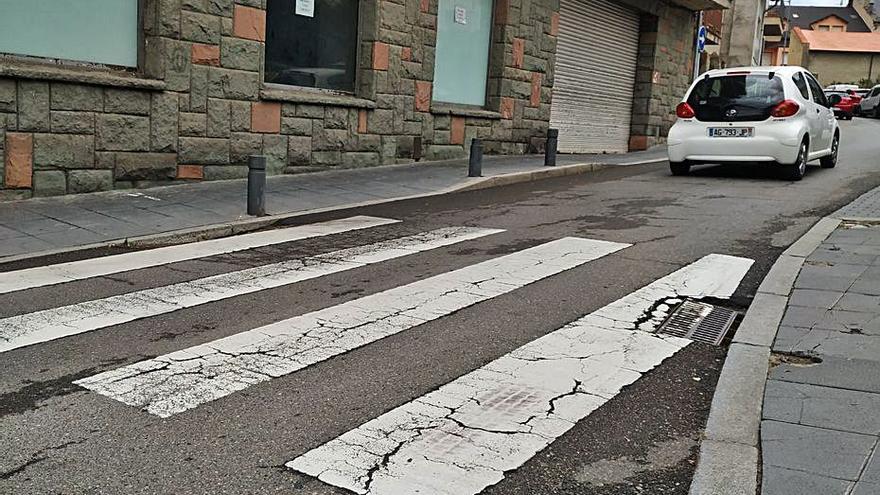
top-left (708, 127), bottom-right (754, 138)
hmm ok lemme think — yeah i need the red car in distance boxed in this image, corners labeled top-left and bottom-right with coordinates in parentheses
top-left (825, 90), bottom-right (861, 120)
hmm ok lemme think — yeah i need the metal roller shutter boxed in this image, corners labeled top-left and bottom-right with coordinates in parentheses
top-left (550, 0), bottom-right (640, 153)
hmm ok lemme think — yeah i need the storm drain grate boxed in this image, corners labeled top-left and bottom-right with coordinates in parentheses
top-left (657, 299), bottom-right (738, 345)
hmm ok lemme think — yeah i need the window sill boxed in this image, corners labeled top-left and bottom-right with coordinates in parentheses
top-left (431, 104), bottom-right (502, 119)
top-left (0, 61), bottom-right (165, 90)
top-left (260, 87), bottom-right (376, 109)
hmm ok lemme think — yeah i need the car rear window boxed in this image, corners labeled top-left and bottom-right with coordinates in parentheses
top-left (686, 74), bottom-right (785, 122)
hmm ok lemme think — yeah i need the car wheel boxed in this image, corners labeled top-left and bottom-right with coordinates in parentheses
top-left (821, 133), bottom-right (839, 169)
top-left (669, 161), bottom-right (690, 176)
top-left (874, 106), bottom-right (880, 119)
top-left (785, 140), bottom-right (808, 181)
top-left (855, 106), bottom-right (862, 117)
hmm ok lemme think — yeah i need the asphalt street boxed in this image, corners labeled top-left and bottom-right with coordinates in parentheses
top-left (2, 117), bottom-right (880, 495)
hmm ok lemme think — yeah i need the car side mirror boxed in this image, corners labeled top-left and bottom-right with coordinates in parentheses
top-left (827, 94), bottom-right (842, 106)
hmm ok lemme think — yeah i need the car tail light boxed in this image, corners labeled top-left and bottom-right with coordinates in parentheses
top-left (771, 99), bottom-right (800, 118)
top-left (676, 102), bottom-right (695, 119)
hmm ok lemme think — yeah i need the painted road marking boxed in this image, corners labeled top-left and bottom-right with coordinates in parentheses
top-left (76, 238), bottom-right (631, 418)
top-left (0, 227), bottom-right (501, 354)
top-left (287, 254), bottom-right (754, 495)
top-left (0, 216), bottom-right (400, 295)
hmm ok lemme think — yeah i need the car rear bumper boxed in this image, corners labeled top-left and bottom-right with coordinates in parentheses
top-left (667, 120), bottom-right (804, 165)
top-left (668, 136), bottom-right (800, 164)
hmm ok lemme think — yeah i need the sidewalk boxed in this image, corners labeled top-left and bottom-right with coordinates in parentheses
top-left (689, 187), bottom-right (880, 495)
top-left (0, 148), bottom-right (666, 260)
top-left (762, 206), bottom-right (880, 493)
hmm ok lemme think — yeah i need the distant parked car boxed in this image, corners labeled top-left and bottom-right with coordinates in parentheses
top-left (825, 91), bottom-right (858, 119)
top-left (857, 84), bottom-right (880, 117)
top-left (825, 84), bottom-right (860, 92)
top-left (668, 66), bottom-right (840, 181)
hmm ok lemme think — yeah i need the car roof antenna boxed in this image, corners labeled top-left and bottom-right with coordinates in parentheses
top-left (768, 71), bottom-right (775, 79)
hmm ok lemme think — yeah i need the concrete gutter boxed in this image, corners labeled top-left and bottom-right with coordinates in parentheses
top-left (689, 217), bottom-right (841, 495)
top-left (0, 157), bottom-right (665, 265)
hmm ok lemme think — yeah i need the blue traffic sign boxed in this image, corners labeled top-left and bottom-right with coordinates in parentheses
top-left (697, 26), bottom-right (707, 52)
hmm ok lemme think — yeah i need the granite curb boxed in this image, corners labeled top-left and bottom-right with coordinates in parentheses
top-left (0, 157), bottom-right (664, 265)
top-left (689, 217), bottom-right (842, 495)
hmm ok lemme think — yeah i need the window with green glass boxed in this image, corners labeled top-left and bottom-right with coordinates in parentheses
top-left (0, 0), bottom-right (140, 68)
top-left (433, 0), bottom-right (493, 106)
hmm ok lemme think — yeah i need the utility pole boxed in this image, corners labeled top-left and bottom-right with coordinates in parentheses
top-left (694, 10), bottom-right (704, 79)
top-left (783, 0), bottom-right (792, 64)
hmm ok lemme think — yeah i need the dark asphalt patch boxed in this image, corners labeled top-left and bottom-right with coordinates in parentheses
top-left (0, 356), bottom-right (128, 418)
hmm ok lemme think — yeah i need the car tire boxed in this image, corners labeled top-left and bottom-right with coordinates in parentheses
top-left (855, 106), bottom-right (862, 117)
top-left (874, 106), bottom-right (880, 119)
top-left (784, 139), bottom-right (808, 181)
top-left (821, 133), bottom-right (839, 169)
top-left (670, 161), bottom-right (690, 176)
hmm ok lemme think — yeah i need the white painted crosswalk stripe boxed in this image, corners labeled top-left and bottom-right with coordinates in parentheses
top-left (0, 215), bottom-right (399, 295)
top-left (0, 227), bottom-right (500, 354)
top-left (286, 254), bottom-right (753, 495)
top-left (75, 237), bottom-right (631, 418)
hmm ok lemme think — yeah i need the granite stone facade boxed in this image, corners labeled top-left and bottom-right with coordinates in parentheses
top-left (628, 1), bottom-right (698, 151)
top-left (0, 0), bottom-right (701, 199)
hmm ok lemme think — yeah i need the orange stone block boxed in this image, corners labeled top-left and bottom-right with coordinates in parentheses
top-left (358, 109), bottom-right (368, 134)
top-left (512, 38), bottom-right (524, 69)
top-left (500, 97), bottom-right (514, 119)
top-left (415, 81), bottom-right (432, 112)
top-left (495, 0), bottom-right (508, 25)
top-left (420, 0), bottom-right (429, 13)
top-left (401, 47), bottom-right (412, 61)
top-left (5, 133), bottom-right (33, 189)
top-left (233, 5), bottom-right (266, 42)
top-left (450, 117), bottom-right (465, 145)
top-left (530, 72), bottom-right (542, 107)
top-left (372, 42), bottom-right (390, 71)
top-left (629, 135), bottom-right (649, 151)
top-left (177, 165), bottom-right (204, 179)
top-left (550, 13), bottom-right (560, 36)
top-left (251, 102), bottom-right (281, 133)
top-left (192, 44), bottom-right (221, 66)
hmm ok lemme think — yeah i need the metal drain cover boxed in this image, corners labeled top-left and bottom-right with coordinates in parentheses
top-left (657, 299), bottom-right (738, 345)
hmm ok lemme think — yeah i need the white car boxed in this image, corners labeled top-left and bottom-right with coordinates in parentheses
top-left (857, 84), bottom-right (880, 117)
top-left (667, 66), bottom-right (840, 181)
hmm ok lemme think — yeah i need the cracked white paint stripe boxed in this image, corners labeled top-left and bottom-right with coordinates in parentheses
top-left (286, 253), bottom-right (754, 495)
top-left (0, 216), bottom-right (400, 295)
top-left (75, 237), bottom-right (630, 418)
top-left (0, 227), bottom-right (500, 354)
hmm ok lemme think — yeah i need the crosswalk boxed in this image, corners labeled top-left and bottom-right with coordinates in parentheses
top-left (0, 215), bottom-right (754, 494)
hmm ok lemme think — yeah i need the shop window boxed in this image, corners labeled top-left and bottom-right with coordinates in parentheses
top-left (432, 0), bottom-right (493, 106)
top-left (0, 0), bottom-right (139, 67)
top-left (265, 0), bottom-right (359, 93)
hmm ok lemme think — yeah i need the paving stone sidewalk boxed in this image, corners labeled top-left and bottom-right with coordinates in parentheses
top-left (762, 191), bottom-right (880, 494)
top-left (0, 149), bottom-right (665, 260)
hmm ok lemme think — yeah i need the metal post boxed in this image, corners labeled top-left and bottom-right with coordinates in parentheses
top-left (544, 128), bottom-right (558, 167)
top-left (696, 11), bottom-right (703, 77)
top-left (468, 139), bottom-right (482, 177)
top-left (247, 155), bottom-right (266, 216)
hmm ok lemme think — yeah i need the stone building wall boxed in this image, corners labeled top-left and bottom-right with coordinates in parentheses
top-left (628, 1), bottom-right (696, 151)
top-left (0, 0), bottom-right (558, 199)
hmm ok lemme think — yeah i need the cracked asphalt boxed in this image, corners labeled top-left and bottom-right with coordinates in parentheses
top-left (2, 118), bottom-right (880, 494)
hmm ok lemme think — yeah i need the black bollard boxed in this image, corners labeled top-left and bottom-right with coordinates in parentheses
top-left (545, 128), bottom-right (558, 167)
top-left (247, 155), bottom-right (267, 216)
top-left (468, 139), bottom-right (483, 177)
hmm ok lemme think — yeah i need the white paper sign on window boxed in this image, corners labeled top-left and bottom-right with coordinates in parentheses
top-left (454, 6), bottom-right (467, 25)
top-left (296, 0), bottom-right (315, 17)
